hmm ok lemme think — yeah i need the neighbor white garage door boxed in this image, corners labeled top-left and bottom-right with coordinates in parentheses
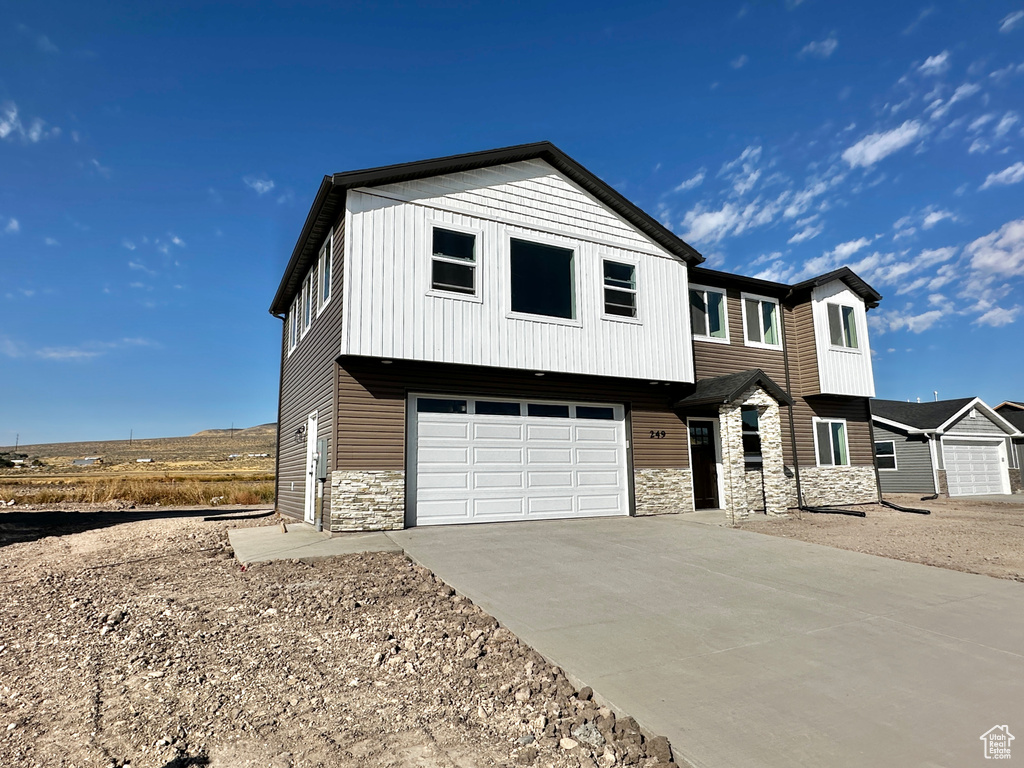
top-left (410, 394), bottom-right (629, 526)
top-left (943, 439), bottom-right (1007, 496)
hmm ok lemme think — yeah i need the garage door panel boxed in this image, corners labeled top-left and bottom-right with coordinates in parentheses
top-left (473, 423), bottom-right (524, 440)
top-left (527, 447), bottom-right (574, 464)
top-left (414, 395), bottom-right (630, 526)
top-left (474, 471), bottom-right (526, 489)
top-left (526, 424), bottom-right (573, 441)
top-left (944, 440), bottom-right (1005, 496)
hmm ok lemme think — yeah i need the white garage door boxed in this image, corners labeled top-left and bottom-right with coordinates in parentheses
top-left (944, 440), bottom-right (1007, 496)
top-left (410, 394), bottom-right (629, 526)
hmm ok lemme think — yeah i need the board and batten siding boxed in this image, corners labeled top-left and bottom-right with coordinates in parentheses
top-left (340, 164), bottom-right (694, 384)
top-left (810, 281), bottom-right (875, 398)
top-left (276, 218), bottom-right (345, 519)
top-left (336, 357), bottom-right (691, 473)
top-left (873, 422), bottom-right (937, 493)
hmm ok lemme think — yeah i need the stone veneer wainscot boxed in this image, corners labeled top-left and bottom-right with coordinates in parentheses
top-left (634, 468), bottom-right (694, 516)
top-left (329, 470), bottom-right (405, 532)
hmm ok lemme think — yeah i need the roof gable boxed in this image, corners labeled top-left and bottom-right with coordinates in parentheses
top-left (270, 142), bottom-right (704, 315)
top-left (674, 369), bottom-right (794, 408)
top-left (871, 397), bottom-right (1021, 435)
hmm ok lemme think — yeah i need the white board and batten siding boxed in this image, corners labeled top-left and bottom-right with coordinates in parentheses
top-left (811, 280), bottom-right (875, 398)
top-left (340, 160), bottom-right (695, 384)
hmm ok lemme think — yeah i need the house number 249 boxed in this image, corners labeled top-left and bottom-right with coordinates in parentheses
top-left (649, 430), bottom-right (667, 439)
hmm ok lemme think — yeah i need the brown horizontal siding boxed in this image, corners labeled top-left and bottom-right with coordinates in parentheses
top-left (276, 216), bottom-right (345, 519)
top-left (693, 288), bottom-right (787, 383)
top-left (790, 301), bottom-right (820, 395)
top-left (337, 357), bottom-right (690, 471)
top-left (792, 396), bottom-right (873, 467)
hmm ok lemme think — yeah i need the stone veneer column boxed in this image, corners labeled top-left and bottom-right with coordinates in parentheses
top-left (718, 401), bottom-right (746, 525)
top-left (329, 470), bottom-right (405, 532)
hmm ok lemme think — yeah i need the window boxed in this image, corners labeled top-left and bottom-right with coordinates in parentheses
top-left (742, 406), bottom-right (762, 465)
top-left (417, 398), bottom-right (468, 414)
top-left (528, 403), bottom-right (570, 418)
top-left (875, 441), bottom-right (897, 470)
top-left (815, 419), bottom-right (850, 466)
top-left (576, 406), bottom-right (615, 420)
top-left (603, 260), bottom-right (637, 318)
top-left (302, 269), bottom-right (313, 333)
top-left (475, 401), bottom-right (520, 416)
top-left (319, 237), bottom-right (332, 311)
top-left (510, 238), bottom-right (575, 319)
top-left (288, 299), bottom-right (299, 353)
top-left (827, 303), bottom-right (858, 349)
top-left (742, 294), bottom-right (781, 348)
top-left (431, 227), bottom-right (476, 295)
top-left (690, 286), bottom-right (728, 341)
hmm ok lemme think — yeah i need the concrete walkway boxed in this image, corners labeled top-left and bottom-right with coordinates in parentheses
top-left (389, 515), bottom-right (1024, 768)
top-left (228, 523), bottom-right (402, 564)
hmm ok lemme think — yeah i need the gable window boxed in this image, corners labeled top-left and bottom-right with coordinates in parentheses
top-left (690, 286), bottom-right (728, 342)
top-left (814, 418), bottom-right (850, 467)
top-left (875, 440), bottom-right (897, 470)
top-left (742, 294), bottom-right (781, 349)
top-left (431, 227), bottom-right (476, 295)
top-left (742, 406), bottom-right (762, 466)
top-left (318, 236), bottom-right (332, 312)
top-left (510, 238), bottom-right (575, 319)
top-left (827, 303), bottom-right (858, 349)
top-left (603, 260), bottom-right (637, 318)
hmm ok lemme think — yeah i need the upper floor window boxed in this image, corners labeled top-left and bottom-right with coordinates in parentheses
top-left (814, 418), bottom-right (849, 467)
top-left (742, 293), bottom-right (781, 349)
top-left (288, 297), bottom-right (299, 353)
top-left (827, 303), bottom-right (858, 349)
top-left (742, 406), bottom-right (762, 466)
top-left (690, 286), bottom-right (728, 342)
top-left (603, 260), bottom-right (637, 318)
top-left (302, 267), bottom-right (314, 334)
top-left (318, 236), bottom-right (333, 312)
top-left (874, 440), bottom-right (897, 470)
top-left (510, 238), bottom-right (575, 320)
top-left (431, 227), bottom-right (477, 296)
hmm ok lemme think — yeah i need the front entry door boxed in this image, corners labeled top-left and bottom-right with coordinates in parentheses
top-left (689, 420), bottom-right (719, 510)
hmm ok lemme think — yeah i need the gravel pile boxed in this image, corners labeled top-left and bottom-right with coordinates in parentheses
top-left (0, 511), bottom-right (680, 767)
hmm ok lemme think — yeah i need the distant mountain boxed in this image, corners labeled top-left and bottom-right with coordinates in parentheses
top-left (192, 423), bottom-right (277, 437)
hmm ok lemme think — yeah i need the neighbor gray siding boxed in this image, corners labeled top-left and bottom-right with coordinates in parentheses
top-left (946, 410), bottom-right (1010, 436)
top-left (276, 216), bottom-right (345, 519)
top-left (874, 422), bottom-right (936, 494)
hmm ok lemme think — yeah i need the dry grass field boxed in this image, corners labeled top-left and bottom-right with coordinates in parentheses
top-left (0, 424), bottom-right (277, 507)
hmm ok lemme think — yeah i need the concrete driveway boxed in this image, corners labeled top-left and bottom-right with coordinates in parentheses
top-left (389, 515), bottom-right (1024, 768)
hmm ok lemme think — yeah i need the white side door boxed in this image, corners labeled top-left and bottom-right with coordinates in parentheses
top-left (304, 410), bottom-right (318, 523)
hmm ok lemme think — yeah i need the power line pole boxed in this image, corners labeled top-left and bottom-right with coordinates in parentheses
top-left (129, 429), bottom-right (133, 446)
top-left (14, 434), bottom-right (18, 451)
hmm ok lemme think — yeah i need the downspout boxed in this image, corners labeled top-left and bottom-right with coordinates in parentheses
top-left (866, 407), bottom-right (884, 503)
top-left (271, 310), bottom-right (287, 515)
top-left (779, 304), bottom-right (803, 510)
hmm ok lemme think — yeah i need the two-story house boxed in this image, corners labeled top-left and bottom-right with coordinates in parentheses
top-left (269, 143), bottom-right (881, 530)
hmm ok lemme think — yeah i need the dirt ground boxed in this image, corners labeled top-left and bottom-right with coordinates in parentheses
top-left (0, 507), bottom-right (677, 768)
top-left (741, 494), bottom-right (1024, 582)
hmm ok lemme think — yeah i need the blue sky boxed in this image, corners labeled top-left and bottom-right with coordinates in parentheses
top-left (2, 1), bottom-right (1023, 444)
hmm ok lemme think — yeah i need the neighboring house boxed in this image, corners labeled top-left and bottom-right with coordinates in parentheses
top-left (270, 142), bottom-right (882, 531)
top-left (995, 400), bottom-right (1024, 413)
top-left (72, 457), bottom-right (102, 467)
top-left (999, 408), bottom-right (1024, 484)
top-left (871, 398), bottom-right (1022, 496)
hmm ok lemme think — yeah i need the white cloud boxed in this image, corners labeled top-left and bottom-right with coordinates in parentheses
top-left (674, 168), bottom-right (706, 192)
top-left (0, 102), bottom-right (56, 144)
top-left (171, 235), bottom-right (186, 247)
top-left (980, 162), bottom-right (1024, 189)
top-left (918, 51), bottom-right (950, 75)
top-left (3, 336), bottom-right (157, 361)
top-left (128, 261), bottom-right (156, 275)
top-left (966, 217), bottom-right (1024, 277)
top-left (731, 54), bottom-right (749, 69)
top-left (968, 113), bottom-right (996, 132)
top-left (4, 218), bottom-right (19, 234)
top-left (681, 197), bottom-right (780, 244)
top-left (929, 82), bottom-right (982, 120)
top-left (799, 35), bottom-right (838, 59)
top-left (44, 237), bottom-right (59, 246)
top-left (841, 121), bottom-right (925, 168)
top-left (244, 176), bottom-right (275, 195)
top-left (788, 223), bottom-right (823, 244)
top-left (994, 111), bottom-right (1019, 137)
top-left (975, 305), bottom-right (1021, 326)
top-left (832, 237), bottom-right (873, 260)
top-left (871, 307), bottom-right (944, 333)
top-left (122, 239), bottom-right (136, 250)
top-left (999, 10), bottom-right (1024, 33)
top-left (968, 138), bottom-right (990, 154)
top-left (921, 208), bottom-right (957, 229)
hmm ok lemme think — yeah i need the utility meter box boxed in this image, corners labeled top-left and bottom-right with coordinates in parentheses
top-left (316, 438), bottom-right (328, 481)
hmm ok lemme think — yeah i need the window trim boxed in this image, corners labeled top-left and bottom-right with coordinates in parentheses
top-left (690, 283), bottom-right (730, 344)
top-left (426, 221), bottom-right (483, 303)
top-left (826, 302), bottom-right (860, 352)
top-left (741, 405), bottom-right (762, 466)
top-left (301, 269), bottom-right (314, 338)
top-left (601, 256), bottom-right (642, 324)
top-left (506, 233), bottom-right (581, 327)
top-left (317, 229), bottom-right (334, 317)
top-left (740, 292), bottom-right (783, 350)
top-left (287, 297), bottom-right (299, 356)
top-left (874, 440), bottom-right (898, 471)
top-left (813, 417), bottom-right (851, 467)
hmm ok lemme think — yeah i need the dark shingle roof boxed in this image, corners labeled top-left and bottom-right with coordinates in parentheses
top-left (674, 369), bottom-right (793, 408)
top-left (1001, 409), bottom-right (1024, 432)
top-left (870, 398), bottom-right (975, 430)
